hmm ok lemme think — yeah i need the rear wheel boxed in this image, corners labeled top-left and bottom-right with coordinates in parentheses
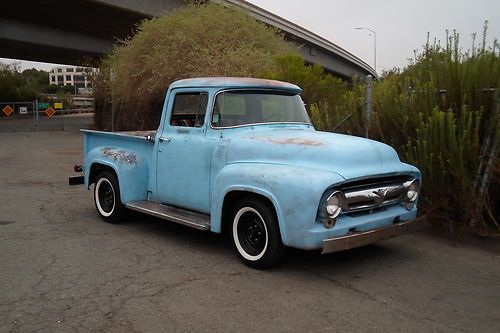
top-left (94, 171), bottom-right (125, 223)
top-left (231, 198), bottom-right (285, 269)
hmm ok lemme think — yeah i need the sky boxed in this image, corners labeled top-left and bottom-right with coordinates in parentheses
top-left (1, 0), bottom-right (499, 73)
top-left (246, 0), bottom-right (500, 72)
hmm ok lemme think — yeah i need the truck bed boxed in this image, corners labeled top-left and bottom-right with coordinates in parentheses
top-left (81, 129), bottom-right (156, 139)
top-left (81, 129), bottom-right (156, 192)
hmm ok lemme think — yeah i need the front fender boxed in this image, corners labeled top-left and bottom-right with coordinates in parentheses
top-left (84, 147), bottom-right (149, 203)
top-left (210, 163), bottom-right (344, 246)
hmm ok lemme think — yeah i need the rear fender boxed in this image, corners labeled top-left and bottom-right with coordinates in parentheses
top-left (85, 147), bottom-right (149, 203)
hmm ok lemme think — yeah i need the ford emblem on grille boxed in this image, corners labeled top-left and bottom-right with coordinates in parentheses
top-left (372, 188), bottom-right (389, 204)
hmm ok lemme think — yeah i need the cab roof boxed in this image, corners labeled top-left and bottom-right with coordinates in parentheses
top-left (169, 77), bottom-right (302, 93)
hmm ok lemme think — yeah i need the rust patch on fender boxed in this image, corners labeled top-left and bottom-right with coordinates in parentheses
top-left (101, 148), bottom-right (137, 164)
top-left (248, 136), bottom-right (323, 146)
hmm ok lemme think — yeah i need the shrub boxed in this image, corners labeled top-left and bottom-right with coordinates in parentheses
top-left (371, 23), bottom-right (499, 235)
top-left (402, 107), bottom-right (481, 233)
top-left (94, 2), bottom-right (295, 130)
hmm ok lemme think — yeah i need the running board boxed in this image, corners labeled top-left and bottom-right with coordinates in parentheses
top-left (125, 201), bottom-right (210, 231)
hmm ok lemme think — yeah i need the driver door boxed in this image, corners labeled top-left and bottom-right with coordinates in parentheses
top-left (156, 91), bottom-right (213, 213)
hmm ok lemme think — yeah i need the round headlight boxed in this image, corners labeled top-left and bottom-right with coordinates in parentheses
top-left (326, 191), bottom-right (343, 218)
top-left (403, 179), bottom-right (420, 210)
top-left (406, 179), bottom-right (420, 202)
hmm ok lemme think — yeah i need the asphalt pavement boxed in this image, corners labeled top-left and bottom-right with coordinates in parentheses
top-left (0, 120), bottom-right (499, 332)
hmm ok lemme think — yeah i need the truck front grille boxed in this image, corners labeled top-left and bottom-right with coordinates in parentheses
top-left (340, 176), bottom-right (412, 213)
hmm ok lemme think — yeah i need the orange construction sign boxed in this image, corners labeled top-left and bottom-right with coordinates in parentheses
top-left (45, 107), bottom-right (56, 117)
top-left (2, 105), bottom-right (14, 116)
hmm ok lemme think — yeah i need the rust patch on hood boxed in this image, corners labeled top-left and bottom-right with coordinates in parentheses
top-left (101, 148), bottom-right (137, 164)
top-left (248, 136), bottom-right (323, 146)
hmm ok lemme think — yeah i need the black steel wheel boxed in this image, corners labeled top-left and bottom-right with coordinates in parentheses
top-left (94, 170), bottom-right (125, 223)
top-left (231, 198), bottom-right (285, 269)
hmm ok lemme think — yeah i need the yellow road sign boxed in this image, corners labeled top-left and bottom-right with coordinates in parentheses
top-left (2, 105), bottom-right (14, 116)
top-left (45, 107), bottom-right (56, 117)
top-left (54, 102), bottom-right (63, 109)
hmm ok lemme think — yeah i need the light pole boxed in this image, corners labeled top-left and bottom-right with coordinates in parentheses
top-left (355, 27), bottom-right (376, 73)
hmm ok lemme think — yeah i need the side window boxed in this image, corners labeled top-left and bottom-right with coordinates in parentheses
top-left (170, 92), bottom-right (208, 127)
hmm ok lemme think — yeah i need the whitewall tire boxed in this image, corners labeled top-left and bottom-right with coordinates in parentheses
top-left (93, 170), bottom-right (125, 223)
top-left (231, 198), bottom-right (285, 269)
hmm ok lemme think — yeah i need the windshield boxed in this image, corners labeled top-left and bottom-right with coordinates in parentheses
top-left (211, 90), bottom-right (311, 128)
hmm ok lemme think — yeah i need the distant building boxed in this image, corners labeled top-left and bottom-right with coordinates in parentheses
top-left (48, 66), bottom-right (95, 94)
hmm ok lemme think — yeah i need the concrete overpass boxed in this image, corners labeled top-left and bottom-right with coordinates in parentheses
top-left (0, 0), bottom-right (376, 78)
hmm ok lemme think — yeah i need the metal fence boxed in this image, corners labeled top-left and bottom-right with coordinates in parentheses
top-left (0, 100), bottom-right (94, 132)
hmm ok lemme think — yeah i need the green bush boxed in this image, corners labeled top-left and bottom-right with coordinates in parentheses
top-left (94, 2), bottom-right (295, 130)
top-left (370, 24), bottom-right (499, 235)
top-left (402, 107), bottom-right (481, 232)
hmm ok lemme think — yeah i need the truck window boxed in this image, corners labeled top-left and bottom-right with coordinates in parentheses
top-left (170, 92), bottom-right (208, 127)
top-left (211, 90), bottom-right (310, 128)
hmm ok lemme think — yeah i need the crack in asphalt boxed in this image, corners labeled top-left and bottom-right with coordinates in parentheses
top-left (311, 270), bottom-right (467, 332)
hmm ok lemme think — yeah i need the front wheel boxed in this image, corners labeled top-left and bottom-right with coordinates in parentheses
top-left (94, 171), bottom-right (125, 223)
top-left (231, 199), bottom-right (285, 269)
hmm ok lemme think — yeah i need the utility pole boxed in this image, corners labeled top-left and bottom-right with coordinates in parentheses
top-left (365, 75), bottom-right (372, 138)
top-left (355, 27), bottom-right (377, 73)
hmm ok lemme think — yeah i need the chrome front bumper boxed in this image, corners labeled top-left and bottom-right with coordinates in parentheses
top-left (322, 216), bottom-right (425, 254)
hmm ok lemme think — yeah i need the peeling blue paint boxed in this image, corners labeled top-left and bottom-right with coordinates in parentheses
top-left (101, 148), bottom-right (137, 164)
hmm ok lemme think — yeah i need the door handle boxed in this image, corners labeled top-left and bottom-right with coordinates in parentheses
top-left (159, 137), bottom-right (171, 143)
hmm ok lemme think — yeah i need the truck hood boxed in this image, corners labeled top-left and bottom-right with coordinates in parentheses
top-left (225, 128), bottom-right (415, 180)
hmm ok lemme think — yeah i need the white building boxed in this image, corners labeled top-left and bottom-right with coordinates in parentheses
top-left (48, 66), bottom-right (95, 93)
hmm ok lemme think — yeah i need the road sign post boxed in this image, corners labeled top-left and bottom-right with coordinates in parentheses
top-left (365, 75), bottom-right (372, 138)
top-left (35, 99), bottom-right (39, 129)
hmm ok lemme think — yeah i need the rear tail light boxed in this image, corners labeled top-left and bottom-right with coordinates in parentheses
top-left (73, 164), bottom-right (83, 173)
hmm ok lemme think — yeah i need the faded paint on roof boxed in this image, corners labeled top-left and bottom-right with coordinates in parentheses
top-left (169, 77), bottom-right (302, 93)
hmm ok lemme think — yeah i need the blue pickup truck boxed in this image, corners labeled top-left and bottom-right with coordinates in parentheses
top-left (70, 77), bottom-right (422, 269)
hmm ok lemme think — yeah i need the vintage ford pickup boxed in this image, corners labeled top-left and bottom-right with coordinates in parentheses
top-left (70, 77), bottom-right (423, 269)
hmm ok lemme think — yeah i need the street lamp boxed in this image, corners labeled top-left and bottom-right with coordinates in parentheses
top-left (355, 27), bottom-right (376, 73)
